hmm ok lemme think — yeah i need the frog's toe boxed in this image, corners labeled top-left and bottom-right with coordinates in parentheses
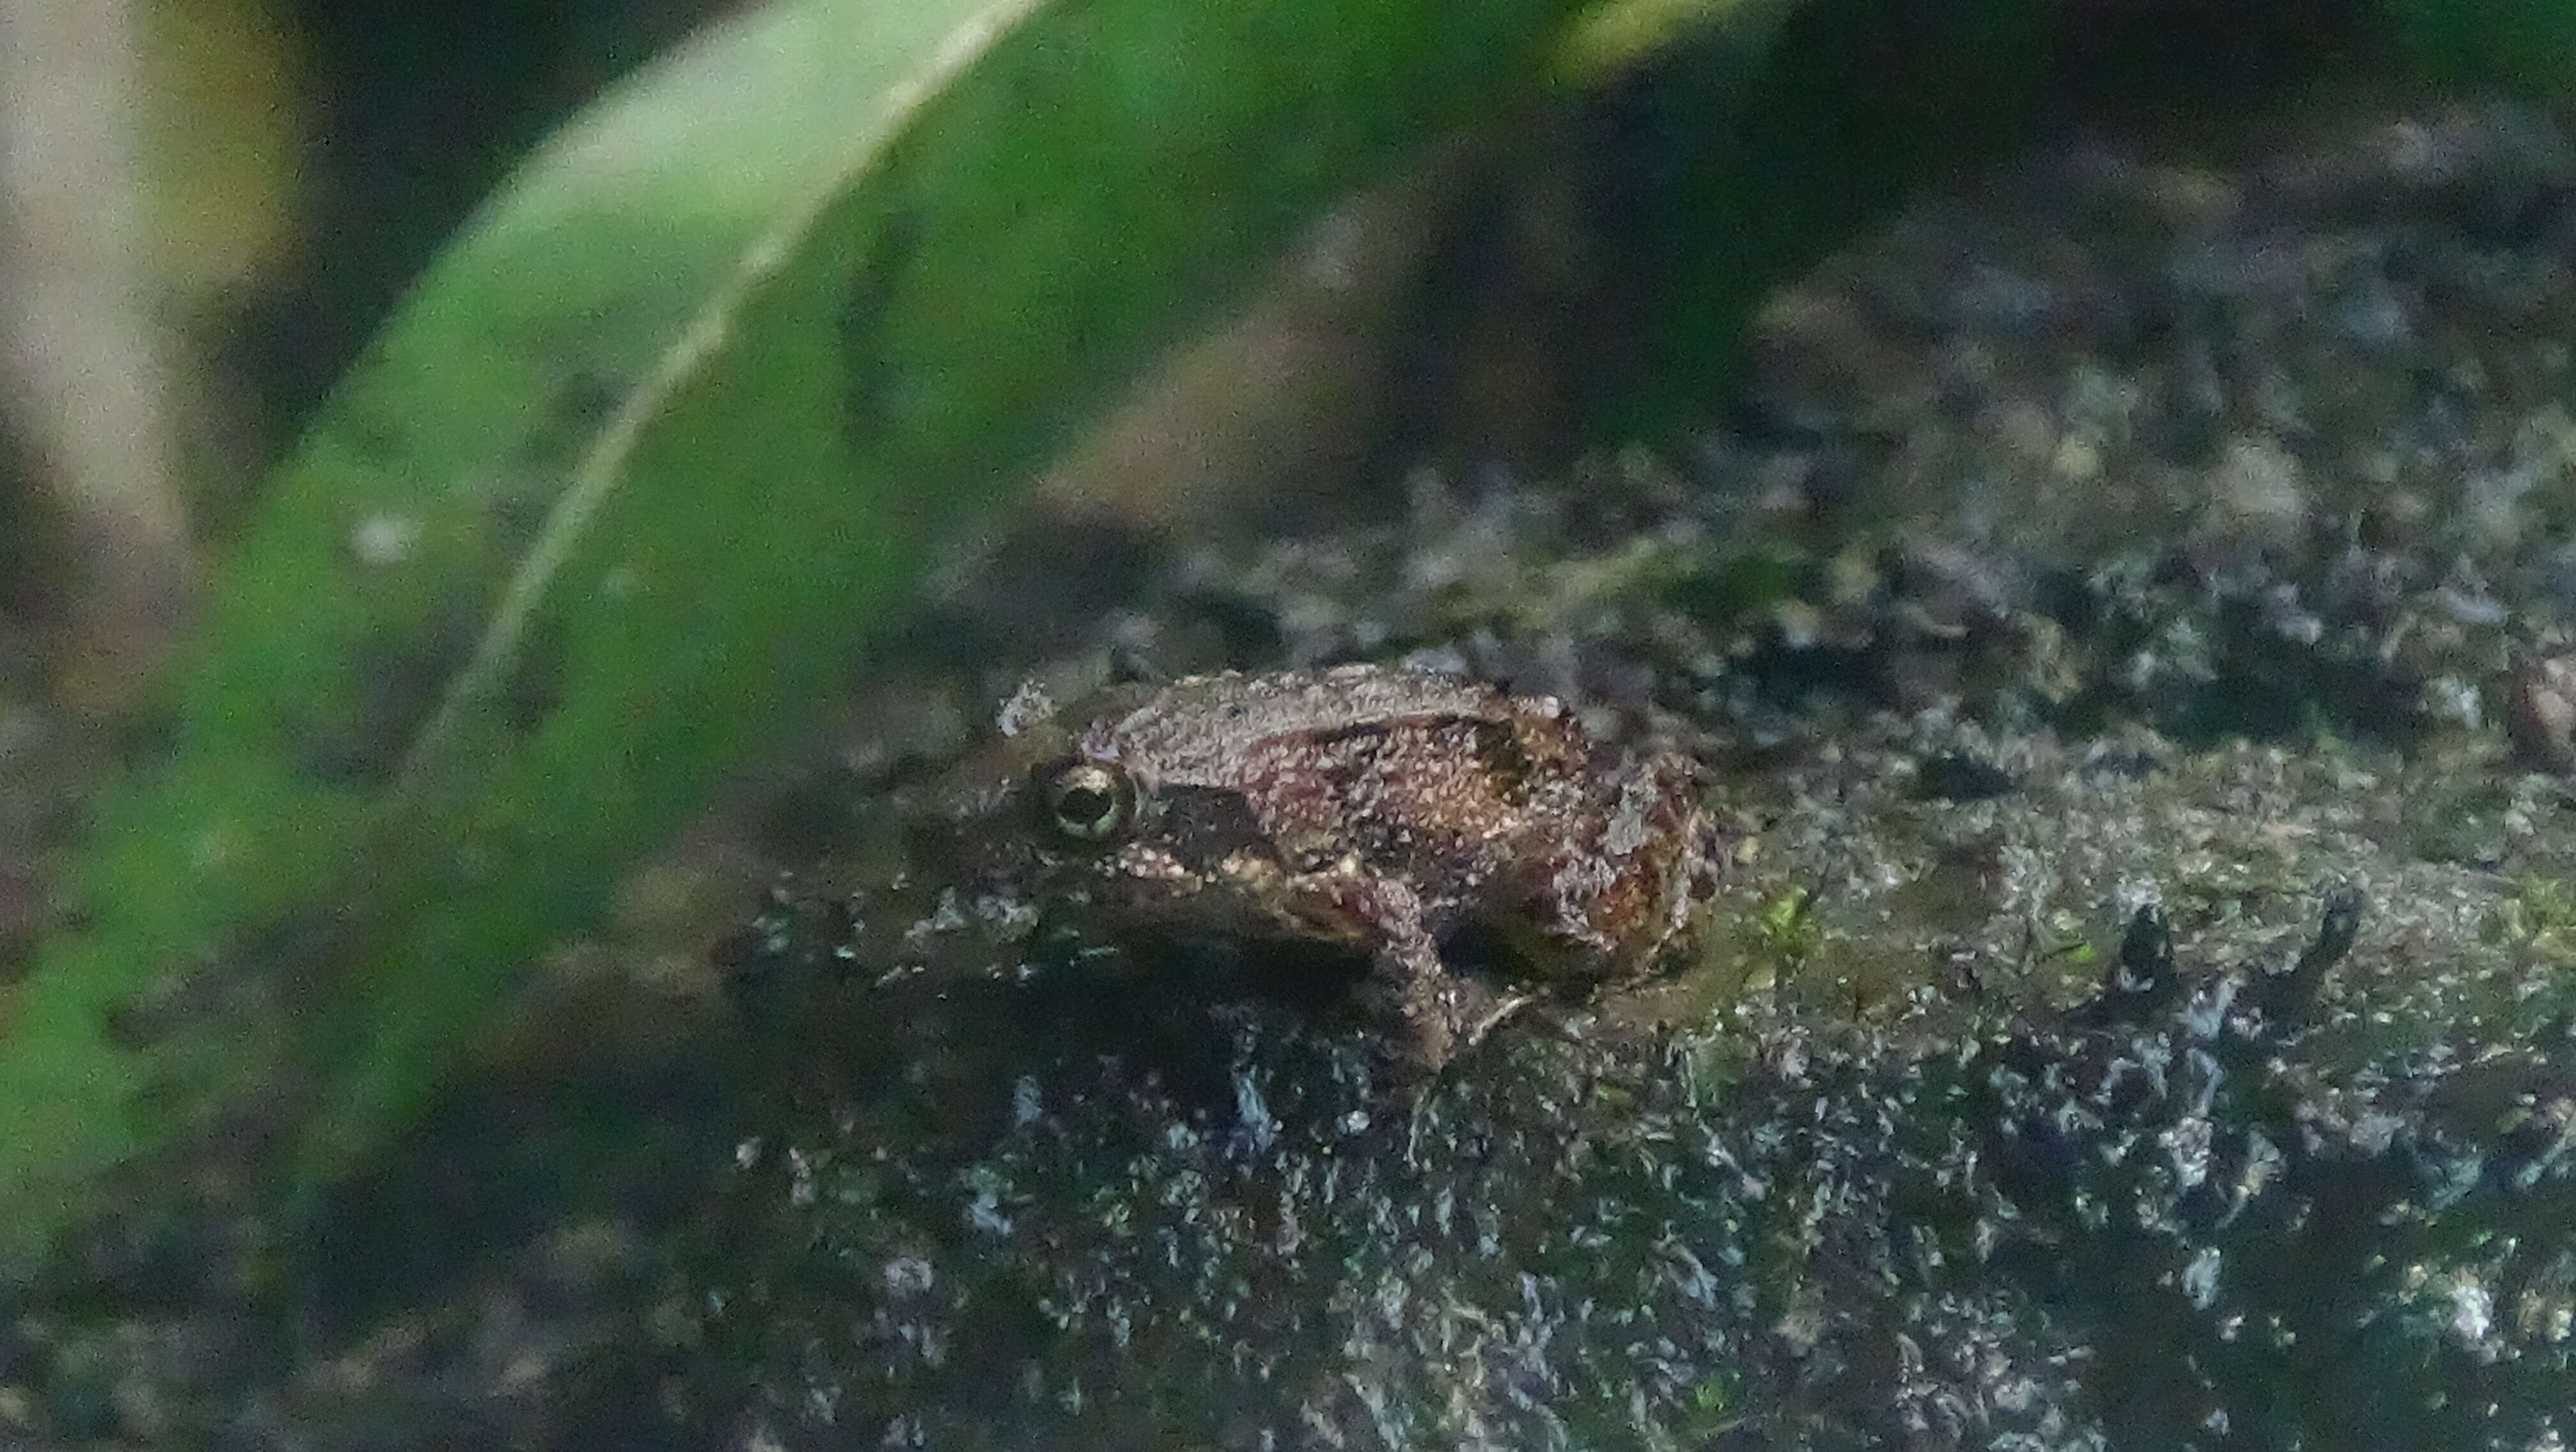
top-left (1382, 969), bottom-right (1528, 1071)
top-left (1462, 990), bottom-right (1533, 1047)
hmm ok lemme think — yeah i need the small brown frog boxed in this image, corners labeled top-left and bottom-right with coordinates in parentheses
top-left (956, 664), bottom-right (1719, 1065)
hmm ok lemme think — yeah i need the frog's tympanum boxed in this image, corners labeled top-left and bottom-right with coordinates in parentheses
top-left (953, 665), bottom-right (1717, 1066)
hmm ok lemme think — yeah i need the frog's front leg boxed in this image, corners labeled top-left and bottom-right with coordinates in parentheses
top-left (1303, 874), bottom-right (1520, 1068)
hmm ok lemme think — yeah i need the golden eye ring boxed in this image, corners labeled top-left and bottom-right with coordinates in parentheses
top-left (1038, 759), bottom-right (1135, 844)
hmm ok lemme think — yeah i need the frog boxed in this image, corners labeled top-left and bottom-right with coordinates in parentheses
top-left (946, 663), bottom-right (1721, 1067)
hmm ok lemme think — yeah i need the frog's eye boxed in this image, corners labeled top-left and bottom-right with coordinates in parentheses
top-left (1039, 759), bottom-right (1135, 844)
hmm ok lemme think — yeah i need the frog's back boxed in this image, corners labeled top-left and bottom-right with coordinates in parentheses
top-left (1085, 665), bottom-right (1524, 787)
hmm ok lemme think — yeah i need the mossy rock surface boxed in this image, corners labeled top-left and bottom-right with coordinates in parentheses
top-left (684, 101), bottom-right (2576, 1449)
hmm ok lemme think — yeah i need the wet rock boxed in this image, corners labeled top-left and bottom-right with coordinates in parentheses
top-left (2506, 651), bottom-right (2576, 775)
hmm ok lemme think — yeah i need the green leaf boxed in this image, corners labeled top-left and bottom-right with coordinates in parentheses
top-left (1, 0), bottom-right (1653, 1255)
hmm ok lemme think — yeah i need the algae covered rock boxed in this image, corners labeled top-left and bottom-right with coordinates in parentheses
top-left (687, 102), bottom-right (2576, 1449)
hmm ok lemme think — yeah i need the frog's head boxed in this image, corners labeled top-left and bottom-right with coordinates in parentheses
top-left (944, 676), bottom-right (1278, 932)
top-left (986, 676), bottom-right (1150, 864)
top-left (920, 677), bottom-right (1147, 894)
